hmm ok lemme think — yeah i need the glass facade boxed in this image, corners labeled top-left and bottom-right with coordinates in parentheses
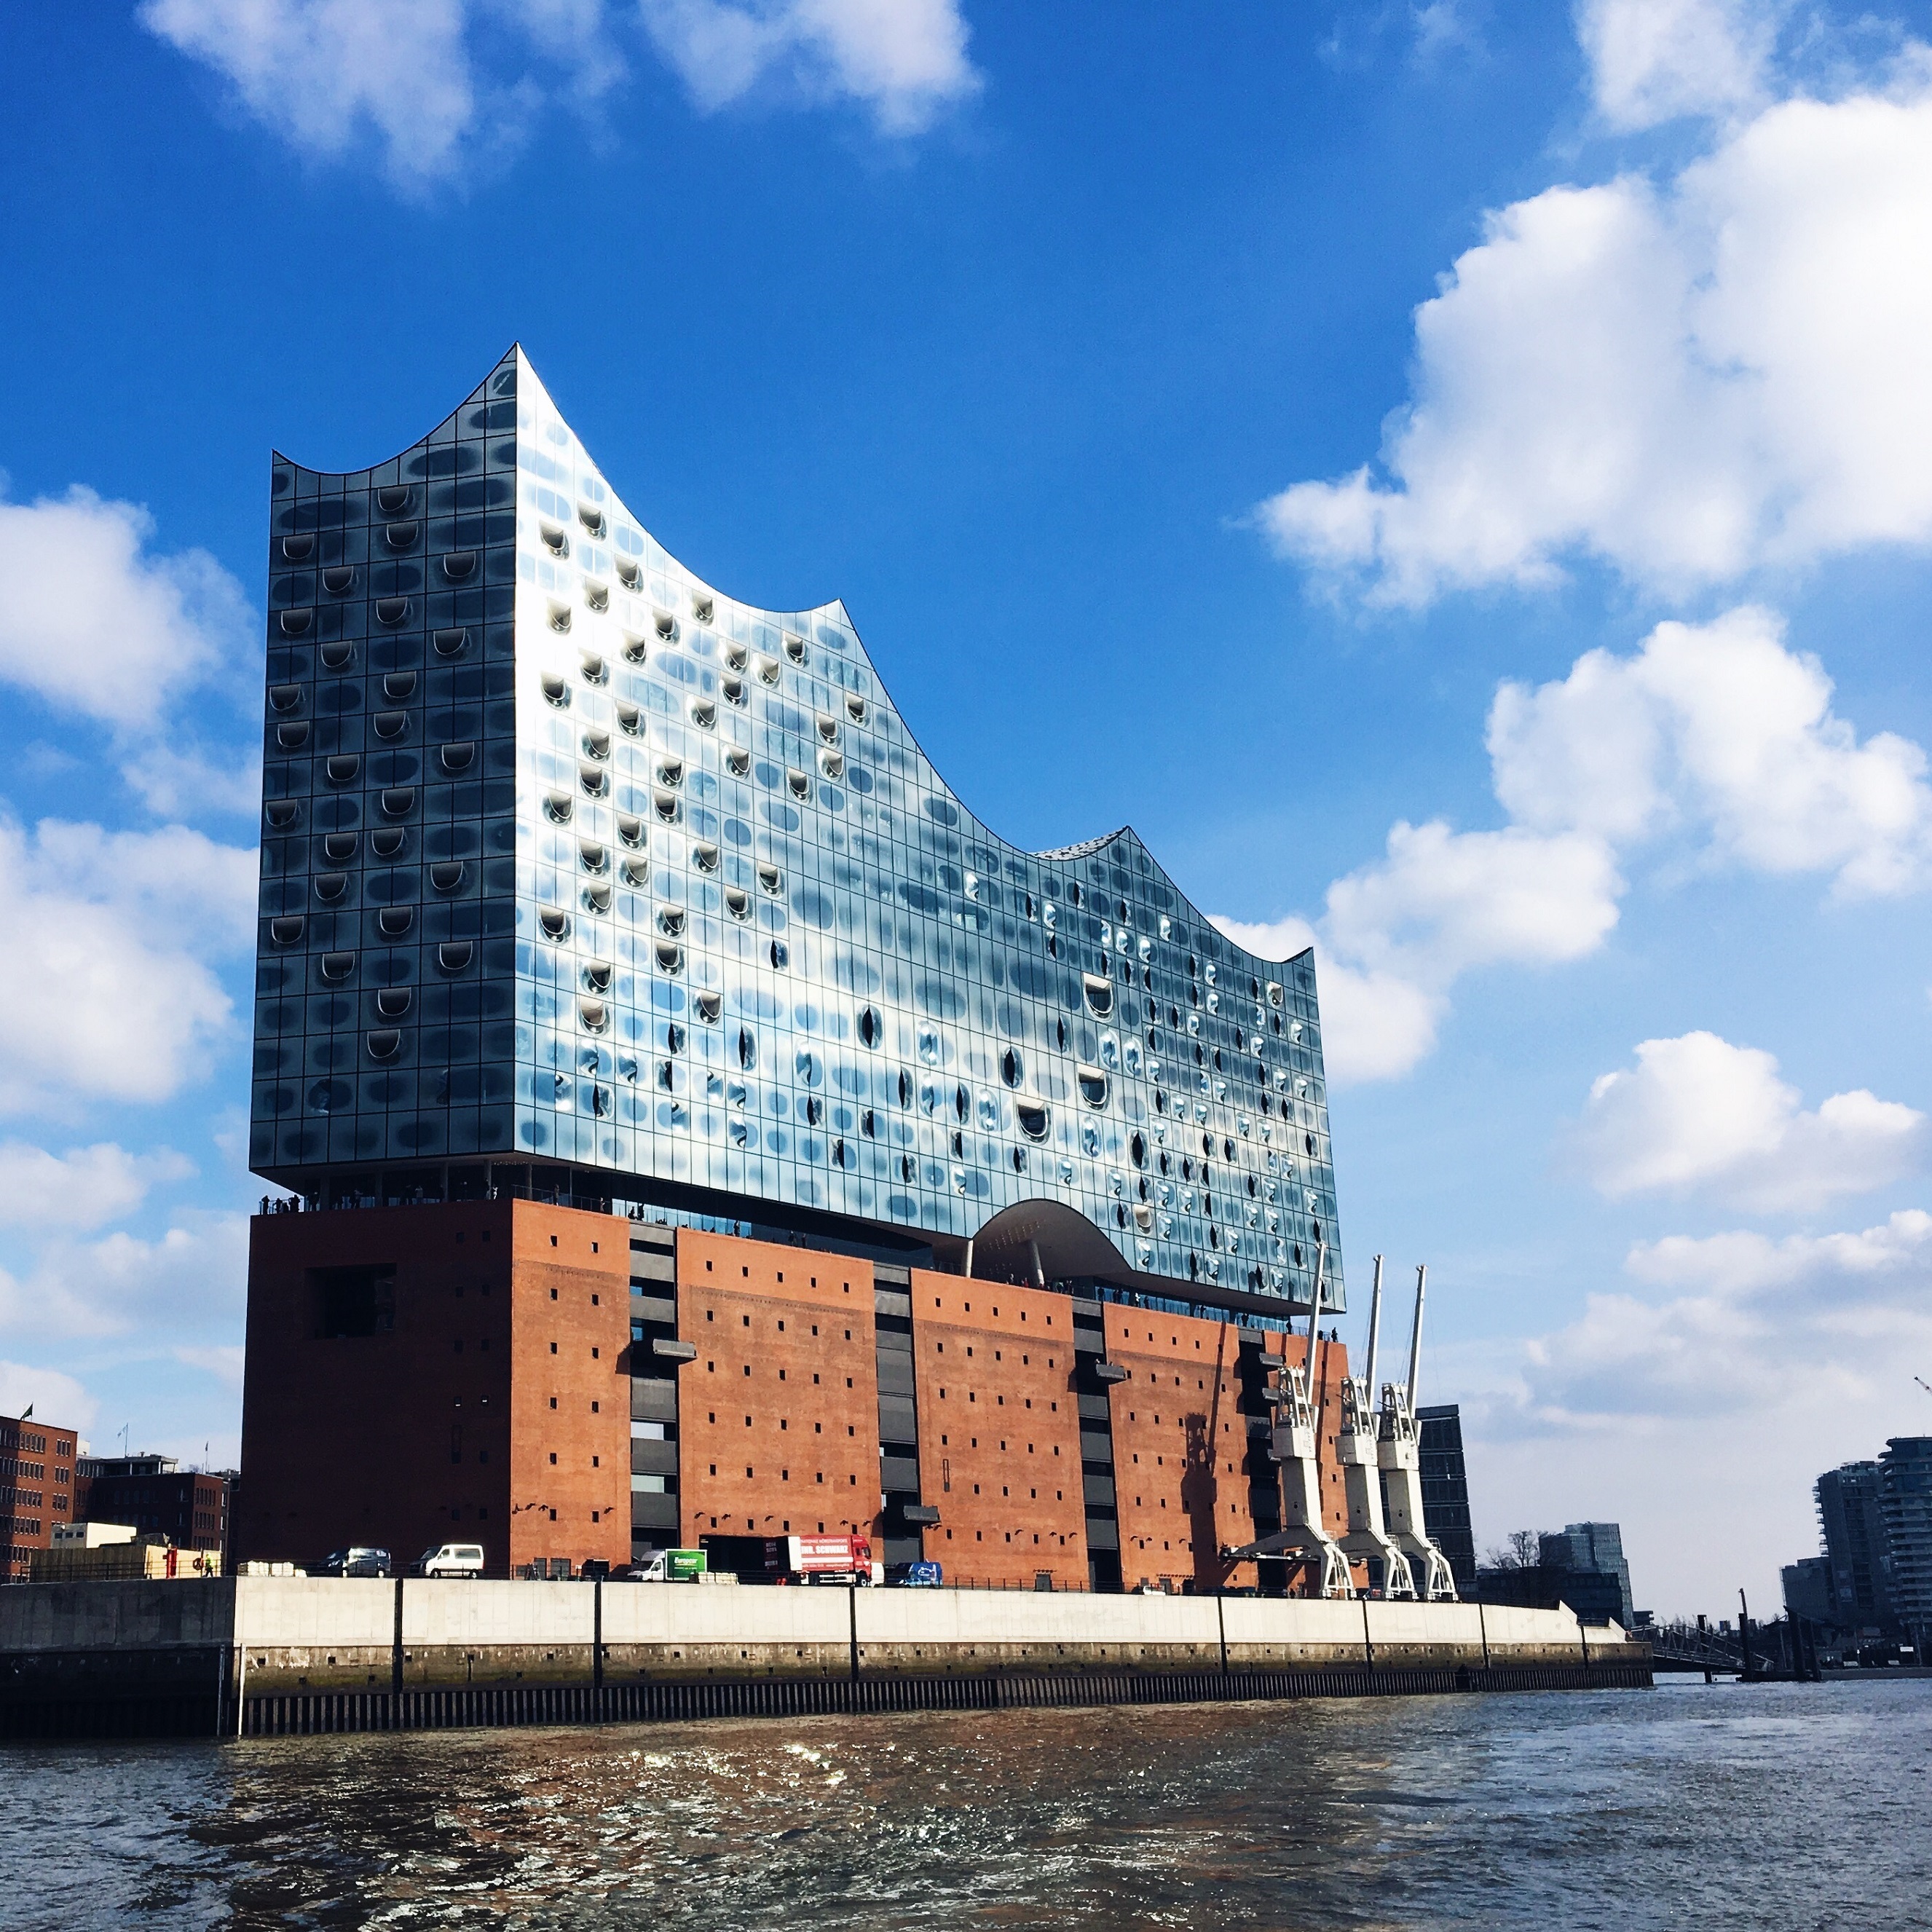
top-left (251, 347), bottom-right (1344, 1314)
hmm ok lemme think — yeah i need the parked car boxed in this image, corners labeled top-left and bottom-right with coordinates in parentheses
top-left (411, 1542), bottom-right (485, 1578)
top-left (891, 1561), bottom-right (944, 1588)
top-left (320, 1547), bottom-right (392, 1578)
top-left (577, 1558), bottom-right (612, 1581)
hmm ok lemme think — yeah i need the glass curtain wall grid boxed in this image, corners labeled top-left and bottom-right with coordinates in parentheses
top-left (251, 347), bottom-right (1345, 1318)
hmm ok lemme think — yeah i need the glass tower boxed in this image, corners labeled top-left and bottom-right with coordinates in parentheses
top-left (251, 347), bottom-right (1344, 1317)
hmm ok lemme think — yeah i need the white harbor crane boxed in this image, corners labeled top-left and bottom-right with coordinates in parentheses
top-left (1377, 1264), bottom-right (1459, 1602)
top-left (1334, 1255), bottom-right (1418, 1598)
top-left (1219, 1245), bottom-right (1355, 1598)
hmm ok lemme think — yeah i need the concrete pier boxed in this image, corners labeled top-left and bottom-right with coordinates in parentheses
top-left (0, 1579), bottom-right (1649, 1738)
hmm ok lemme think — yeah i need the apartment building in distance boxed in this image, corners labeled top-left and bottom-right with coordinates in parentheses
top-left (1, 1412), bottom-right (79, 1581)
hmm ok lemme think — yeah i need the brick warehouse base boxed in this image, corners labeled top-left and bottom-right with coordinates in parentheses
top-left (0, 1577), bottom-right (1649, 1740)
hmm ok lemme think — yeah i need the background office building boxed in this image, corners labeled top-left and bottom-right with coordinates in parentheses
top-left (1415, 1403), bottom-right (1476, 1598)
top-left (0, 1413), bottom-right (79, 1581)
top-left (240, 349), bottom-right (1373, 1589)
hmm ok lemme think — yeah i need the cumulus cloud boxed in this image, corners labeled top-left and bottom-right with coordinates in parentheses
top-left (1215, 602), bottom-right (1932, 1083)
top-left (1490, 606), bottom-right (1932, 896)
top-left (141, 0), bottom-right (976, 185)
top-left (1256, 42), bottom-right (1932, 600)
top-left (173, 1343), bottom-right (247, 1388)
top-left (0, 817), bottom-right (255, 1114)
top-left (0, 1143), bottom-right (197, 1232)
top-left (1572, 1031), bottom-right (1925, 1210)
top-left (0, 1213), bottom-right (249, 1341)
top-left (0, 484), bottom-right (247, 730)
top-left (0, 1360), bottom-right (98, 1432)
top-left (1575, 0), bottom-right (1775, 130)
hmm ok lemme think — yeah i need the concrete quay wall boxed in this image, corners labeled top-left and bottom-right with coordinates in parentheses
top-left (1, 1579), bottom-right (1632, 1701)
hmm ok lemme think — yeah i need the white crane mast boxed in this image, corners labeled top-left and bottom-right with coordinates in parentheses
top-left (1335, 1255), bottom-right (1416, 1598)
top-left (1377, 1263), bottom-right (1458, 1601)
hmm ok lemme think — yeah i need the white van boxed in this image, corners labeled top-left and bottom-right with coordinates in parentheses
top-left (412, 1542), bottom-right (485, 1578)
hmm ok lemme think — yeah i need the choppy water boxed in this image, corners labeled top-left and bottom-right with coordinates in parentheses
top-left (3, 1679), bottom-right (1927, 1929)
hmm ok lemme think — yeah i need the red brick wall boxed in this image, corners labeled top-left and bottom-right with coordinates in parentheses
top-left (908, 1271), bottom-right (1087, 1588)
top-left (674, 1231), bottom-right (880, 1542)
top-left (0, 1413), bottom-right (78, 1581)
top-left (237, 1199), bottom-right (627, 1577)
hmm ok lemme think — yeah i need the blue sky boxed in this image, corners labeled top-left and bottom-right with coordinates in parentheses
top-left (3, 0), bottom-right (1931, 1612)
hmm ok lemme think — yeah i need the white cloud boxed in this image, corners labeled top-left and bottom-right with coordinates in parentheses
top-left (0, 816), bottom-right (254, 1114)
top-left (1575, 0), bottom-right (1774, 130)
top-left (0, 1143), bottom-right (196, 1232)
top-left (1256, 50), bottom-right (1932, 600)
top-left (0, 1213), bottom-right (248, 1341)
top-left (1490, 606), bottom-right (1932, 896)
top-left (0, 485), bottom-right (246, 731)
top-left (141, 0), bottom-right (975, 185)
top-left (1572, 1030), bottom-right (1925, 1210)
top-left (639, 0), bottom-right (978, 131)
top-left (0, 1360), bottom-right (97, 1432)
top-left (173, 1343), bottom-right (246, 1389)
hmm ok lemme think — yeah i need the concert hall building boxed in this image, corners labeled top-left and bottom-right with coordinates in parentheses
top-left (239, 348), bottom-right (1353, 1590)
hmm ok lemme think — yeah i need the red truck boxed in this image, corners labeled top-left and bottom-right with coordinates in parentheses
top-left (765, 1534), bottom-right (878, 1585)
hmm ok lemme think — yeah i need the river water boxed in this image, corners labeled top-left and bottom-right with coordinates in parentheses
top-left (3, 1679), bottom-right (1926, 1929)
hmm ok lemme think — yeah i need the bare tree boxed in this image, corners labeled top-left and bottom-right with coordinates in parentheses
top-left (1483, 1529), bottom-right (1545, 1570)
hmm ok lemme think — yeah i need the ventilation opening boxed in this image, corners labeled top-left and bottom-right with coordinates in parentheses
top-left (382, 671), bottom-right (417, 701)
top-left (1129, 1131), bottom-right (1147, 1167)
top-left (430, 861), bottom-right (465, 893)
top-left (265, 800), bottom-right (301, 829)
top-left (724, 642), bottom-right (748, 672)
top-left (582, 765), bottom-right (612, 799)
top-left (725, 748), bottom-right (750, 776)
top-left (375, 597), bottom-right (409, 626)
top-left (657, 757), bottom-right (685, 788)
top-left (616, 702), bottom-right (642, 736)
top-left (724, 886), bottom-right (750, 920)
top-left (385, 521), bottom-right (418, 551)
top-left (859, 1006), bottom-right (882, 1048)
top-left (616, 815), bottom-right (643, 848)
top-left (540, 521), bottom-right (569, 556)
top-left (580, 841), bottom-right (609, 875)
top-left (379, 788), bottom-right (415, 819)
top-left (755, 655), bottom-right (781, 687)
top-left (1001, 1046), bottom-right (1022, 1087)
top-left (320, 952), bottom-right (356, 982)
top-left (654, 610), bottom-right (677, 640)
top-left (438, 743), bottom-right (475, 774)
top-left (324, 832), bottom-right (357, 862)
top-left (652, 907), bottom-right (684, 940)
top-left (583, 728), bottom-right (611, 760)
top-left (376, 485), bottom-right (411, 514)
top-left (370, 827), bottom-right (406, 859)
top-left (543, 793), bottom-right (574, 827)
top-left (441, 551), bottom-right (476, 581)
top-left (691, 841), bottom-right (719, 873)
top-left (690, 698), bottom-right (716, 729)
top-left (580, 652), bottom-right (607, 685)
top-left (314, 873), bottom-right (347, 903)
top-left (655, 941), bottom-right (684, 974)
top-left (787, 770), bottom-right (810, 800)
top-left (325, 756), bottom-right (360, 785)
top-left (320, 641), bottom-right (355, 672)
top-left (692, 595), bottom-right (714, 623)
top-left (818, 750), bottom-right (843, 781)
top-left (722, 678), bottom-right (746, 708)
top-left (275, 722), bottom-right (309, 751)
top-left (757, 864), bottom-right (782, 894)
top-left (1017, 1100), bottom-right (1050, 1140)
top-left (541, 673), bottom-right (570, 709)
top-left (578, 504), bottom-right (607, 537)
top-left (653, 790), bottom-right (679, 822)
top-left (695, 990), bottom-right (722, 1024)
top-left (583, 580), bottom-right (609, 614)
top-left (281, 533), bottom-right (314, 561)
top-left (616, 559), bottom-right (641, 590)
top-left (620, 856), bottom-right (649, 887)
top-left (377, 907), bottom-right (413, 938)
top-left (269, 685), bottom-right (302, 714)
top-left (323, 567), bottom-right (354, 596)
top-left (270, 915), bottom-right (304, 945)
top-left (582, 883), bottom-right (612, 914)
top-left (1078, 1067), bottom-right (1110, 1108)
top-left (376, 988), bottom-right (412, 1020)
top-left (367, 1030), bottom-right (402, 1061)
top-left (816, 714), bottom-right (839, 743)
top-left (580, 999), bottom-right (608, 1032)
top-left (1133, 1204), bottom-right (1154, 1234)
top-left (583, 961), bottom-right (612, 993)
top-left (847, 695), bottom-right (867, 724)
top-left (539, 909), bottom-right (570, 941)
top-left (437, 941), bottom-right (473, 973)
top-left (784, 632), bottom-right (807, 664)
top-left (433, 627), bottom-right (468, 658)
top-left (621, 634), bottom-right (647, 663)
top-left (374, 711), bottom-right (407, 741)
top-left (279, 608), bottom-right (312, 636)
top-left (548, 601), bottom-right (572, 634)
